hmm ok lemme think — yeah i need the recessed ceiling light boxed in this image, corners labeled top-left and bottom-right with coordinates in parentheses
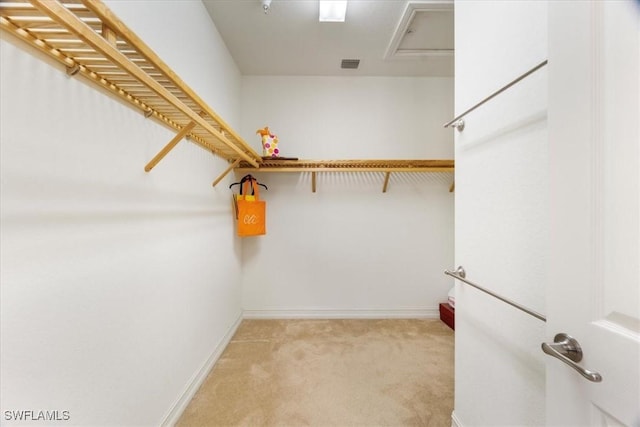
top-left (319, 0), bottom-right (347, 22)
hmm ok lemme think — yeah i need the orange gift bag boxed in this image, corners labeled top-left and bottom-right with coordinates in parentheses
top-left (235, 179), bottom-right (266, 237)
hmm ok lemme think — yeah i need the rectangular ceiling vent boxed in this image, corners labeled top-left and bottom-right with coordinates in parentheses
top-left (341, 59), bottom-right (360, 69)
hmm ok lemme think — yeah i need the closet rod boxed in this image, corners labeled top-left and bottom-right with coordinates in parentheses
top-left (443, 60), bottom-right (548, 129)
top-left (444, 266), bottom-right (546, 322)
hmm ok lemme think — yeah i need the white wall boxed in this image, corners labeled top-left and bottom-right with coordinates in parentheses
top-left (453, 1), bottom-right (548, 426)
top-left (239, 76), bottom-right (454, 317)
top-left (0, 2), bottom-right (243, 425)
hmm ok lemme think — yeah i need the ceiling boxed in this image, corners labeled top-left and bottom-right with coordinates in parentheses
top-left (202, 0), bottom-right (454, 77)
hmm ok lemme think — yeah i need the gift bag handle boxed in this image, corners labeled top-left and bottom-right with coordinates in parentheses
top-left (241, 179), bottom-right (261, 200)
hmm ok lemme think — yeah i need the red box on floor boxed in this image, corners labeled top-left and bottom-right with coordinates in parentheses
top-left (439, 303), bottom-right (455, 330)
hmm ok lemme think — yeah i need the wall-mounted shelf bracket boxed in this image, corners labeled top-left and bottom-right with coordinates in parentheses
top-left (66, 64), bottom-right (80, 76)
top-left (212, 159), bottom-right (241, 187)
top-left (382, 172), bottom-right (391, 193)
top-left (145, 121), bottom-right (196, 172)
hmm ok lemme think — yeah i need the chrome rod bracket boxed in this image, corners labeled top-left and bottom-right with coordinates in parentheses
top-left (452, 265), bottom-right (466, 278)
top-left (450, 119), bottom-right (465, 132)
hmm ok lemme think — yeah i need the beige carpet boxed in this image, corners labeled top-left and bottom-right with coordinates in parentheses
top-left (177, 319), bottom-right (454, 427)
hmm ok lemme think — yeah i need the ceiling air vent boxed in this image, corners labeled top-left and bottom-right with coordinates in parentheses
top-left (341, 59), bottom-right (360, 69)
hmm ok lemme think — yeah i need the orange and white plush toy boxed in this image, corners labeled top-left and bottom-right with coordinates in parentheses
top-left (257, 126), bottom-right (280, 158)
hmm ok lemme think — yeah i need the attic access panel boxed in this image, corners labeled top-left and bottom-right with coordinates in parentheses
top-left (385, 1), bottom-right (454, 59)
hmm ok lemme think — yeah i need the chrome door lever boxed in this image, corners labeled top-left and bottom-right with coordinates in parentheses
top-left (542, 333), bottom-right (602, 383)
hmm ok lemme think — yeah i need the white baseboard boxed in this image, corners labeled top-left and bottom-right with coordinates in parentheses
top-left (243, 308), bottom-right (439, 319)
top-left (451, 410), bottom-right (463, 427)
top-left (160, 313), bottom-right (243, 427)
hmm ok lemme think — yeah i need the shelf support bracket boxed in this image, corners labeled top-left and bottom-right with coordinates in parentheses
top-left (449, 181), bottom-right (455, 193)
top-left (144, 121), bottom-right (196, 172)
top-left (382, 172), bottom-right (391, 193)
top-left (312, 172), bottom-right (317, 193)
top-left (212, 159), bottom-right (241, 187)
top-left (66, 63), bottom-right (80, 76)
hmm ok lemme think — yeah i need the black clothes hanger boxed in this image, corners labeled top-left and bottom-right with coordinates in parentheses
top-left (241, 174), bottom-right (268, 190)
top-left (229, 174), bottom-right (268, 191)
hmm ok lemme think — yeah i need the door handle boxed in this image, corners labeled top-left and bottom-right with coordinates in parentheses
top-left (541, 333), bottom-right (602, 383)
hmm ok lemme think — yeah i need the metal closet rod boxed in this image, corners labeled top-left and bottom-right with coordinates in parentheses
top-left (443, 60), bottom-right (548, 128)
top-left (444, 266), bottom-right (546, 322)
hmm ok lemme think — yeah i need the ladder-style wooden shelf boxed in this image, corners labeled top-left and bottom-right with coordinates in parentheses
top-left (0, 0), bottom-right (262, 170)
top-left (1, 1), bottom-right (455, 193)
top-left (234, 159), bottom-right (455, 193)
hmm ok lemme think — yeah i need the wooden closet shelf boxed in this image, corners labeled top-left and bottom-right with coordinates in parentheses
top-left (1, 1), bottom-right (454, 192)
top-left (235, 159), bottom-right (454, 173)
top-left (0, 0), bottom-right (262, 171)
top-left (233, 159), bottom-right (455, 193)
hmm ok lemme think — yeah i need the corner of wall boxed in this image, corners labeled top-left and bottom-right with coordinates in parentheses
top-left (160, 313), bottom-right (243, 427)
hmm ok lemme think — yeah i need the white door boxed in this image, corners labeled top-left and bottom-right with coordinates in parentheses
top-left (547, 1), bottom-right (640, 425)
